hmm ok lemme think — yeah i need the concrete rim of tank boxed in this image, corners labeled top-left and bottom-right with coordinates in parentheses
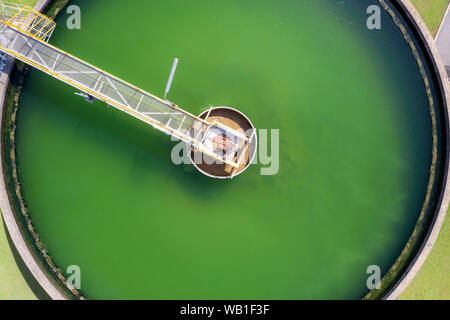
top-left (189, 106), bottom-right (257, 179)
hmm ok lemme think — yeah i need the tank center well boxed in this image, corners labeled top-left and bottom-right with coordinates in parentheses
top-left (190, 107), bottom-right (257, 179)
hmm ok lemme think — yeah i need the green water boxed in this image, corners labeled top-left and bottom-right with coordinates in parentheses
top-left (14, 0), bottom-right (434, 299)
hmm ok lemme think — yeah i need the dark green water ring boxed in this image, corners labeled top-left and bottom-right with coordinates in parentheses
top-left (1, 0), bottom-right (449, 300)
top-left (367, 0), bottom-right (450, 300)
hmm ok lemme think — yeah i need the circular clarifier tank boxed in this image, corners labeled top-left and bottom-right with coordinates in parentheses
top-left (10, 0), bottom-right (448, 299)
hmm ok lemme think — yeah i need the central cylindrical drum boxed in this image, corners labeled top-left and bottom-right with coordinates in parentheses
top-left (189, 106), bottom-right (257, 179)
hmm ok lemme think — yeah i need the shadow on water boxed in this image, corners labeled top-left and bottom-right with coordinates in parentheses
top-left (131, 134), bottom-right (229, 198)
top-left (77, 98), bottom-right (229, 197)
top-left (19, 71), bottom-right (229, 206)
top-left (2, 216), bottom-right (51, 300)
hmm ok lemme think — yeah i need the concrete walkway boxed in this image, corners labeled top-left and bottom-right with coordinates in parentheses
top-left (436, 4), bottom-right (450, 78)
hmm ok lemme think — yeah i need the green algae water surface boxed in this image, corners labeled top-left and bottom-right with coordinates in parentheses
top-left (15, 0), bottom-right (435, 299)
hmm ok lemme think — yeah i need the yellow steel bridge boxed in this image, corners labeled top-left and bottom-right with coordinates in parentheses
top-left (0, 2), bottom-right (252, 170)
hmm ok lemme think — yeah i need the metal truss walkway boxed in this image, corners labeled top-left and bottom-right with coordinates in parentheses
top-left (0, 2), bottom-right (250, 169)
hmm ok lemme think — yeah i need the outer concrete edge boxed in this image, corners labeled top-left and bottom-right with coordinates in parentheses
top-left (383, 0), bottom-right (450, 300)
top-left (0, 0), bottom-right (66, 300)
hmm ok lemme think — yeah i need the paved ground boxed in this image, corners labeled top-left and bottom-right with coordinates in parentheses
top-left (436, 4), bottom-right (450, 73)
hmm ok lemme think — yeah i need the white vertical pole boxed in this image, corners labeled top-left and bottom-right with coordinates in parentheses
top-left (164, 58), bottom-right (179, 100)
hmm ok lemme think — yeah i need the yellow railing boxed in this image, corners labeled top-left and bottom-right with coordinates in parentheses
top-left (4, 5), bottom-right (55, 41)
top-left (0, 9), bottom-right (248, 169)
